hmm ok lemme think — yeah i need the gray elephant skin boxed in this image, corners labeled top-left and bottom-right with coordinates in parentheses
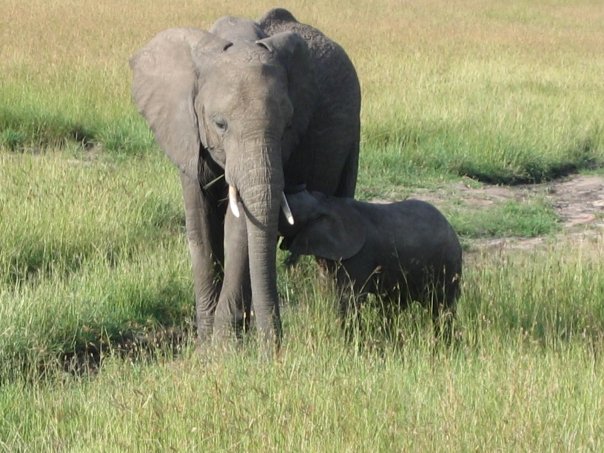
top-left (281, 191), bottom-right (462, 335)
top-left (129, 8), bottom-right (361, 350)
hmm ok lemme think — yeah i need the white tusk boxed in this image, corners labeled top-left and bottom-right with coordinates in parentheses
top-left (281, 193), bottom-right (294, 225)
top-left (229, 185), bottom-right (240, 218)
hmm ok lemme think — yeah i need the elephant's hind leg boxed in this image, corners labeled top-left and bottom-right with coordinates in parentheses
top-left (334, 140), bottom-right (359, 198)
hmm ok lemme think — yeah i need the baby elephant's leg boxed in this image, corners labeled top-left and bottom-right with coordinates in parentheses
top-left (430, 278), bottom-right (459, 345)
top-left (335, 268), bottom-right (367, 343)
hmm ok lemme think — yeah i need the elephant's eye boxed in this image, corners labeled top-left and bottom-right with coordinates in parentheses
top-left (212, 116), bottom-right (228, 133)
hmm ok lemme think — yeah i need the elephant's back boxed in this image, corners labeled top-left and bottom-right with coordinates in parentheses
top-left (259, 8), bottom-right (361, 199)
top-left (258, 9), bottom-right (348, 60)
top-left (258, 8), bottom-right (360, 109)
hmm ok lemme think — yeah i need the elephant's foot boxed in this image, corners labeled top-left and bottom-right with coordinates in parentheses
top-left (195, 311), bottom-right (215, 345)
top-left (213, 296), bottom-right (251, 343)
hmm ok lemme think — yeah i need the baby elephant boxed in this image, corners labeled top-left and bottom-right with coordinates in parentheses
top-left (280, 191), bottom-right (462, 336)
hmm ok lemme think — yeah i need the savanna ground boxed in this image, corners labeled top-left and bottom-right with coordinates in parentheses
top-left (1, 0), bottom-right (603, 450)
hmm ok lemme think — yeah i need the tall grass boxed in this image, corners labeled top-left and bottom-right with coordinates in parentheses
top-left (1, 236), bottom-right (603, 450)
top-left (0, 238), bottom-right (192, 379)
top-left (1, 344), bottom-right (602, 451)
top-left (356, 0), bottom-right (604, 183)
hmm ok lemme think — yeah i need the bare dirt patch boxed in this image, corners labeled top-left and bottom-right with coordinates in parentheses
top-left (408, 174), bottom-right (604, 251)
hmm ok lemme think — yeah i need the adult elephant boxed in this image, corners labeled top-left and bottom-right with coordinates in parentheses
top-left (130, 8), bottom-right (360, 351)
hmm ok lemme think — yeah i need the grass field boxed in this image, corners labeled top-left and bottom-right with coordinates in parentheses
top-left (1, 0), bottom-right (604, 450)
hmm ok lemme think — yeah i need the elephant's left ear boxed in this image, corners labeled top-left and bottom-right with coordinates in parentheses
top-left (256, 32), bottom-right (316, 145)
top-left (130, 29), bottom-right (231, 179)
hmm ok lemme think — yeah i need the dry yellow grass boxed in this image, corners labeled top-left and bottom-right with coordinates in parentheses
top-left (4, 0), bottom-right (603, 112)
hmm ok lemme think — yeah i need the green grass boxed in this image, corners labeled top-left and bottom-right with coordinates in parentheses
top-left (0, 97), bottom-right (154, 155)
top-left (0, 239), bottom-right (192, 379)
top-left (0, 150), bottom-right (182, 285)
top-left (450, 198), bottom-right (560, 238)
top-left (355, 0), bottom-right (604, 183)
top-left (360, 56), bottom-right (604, 184)
top-left (0, 150), bottom-right (190, 378)
top-left (2, 0), bottom-right (604, 450)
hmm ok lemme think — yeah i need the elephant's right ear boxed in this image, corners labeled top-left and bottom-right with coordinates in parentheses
top-left (289, 200), bottom-right (366, 261)
top-left (130, 29), bottom-right (231, 179)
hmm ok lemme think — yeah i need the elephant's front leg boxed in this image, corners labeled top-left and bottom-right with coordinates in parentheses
top-left (181, 174), bottom-right (224, 344)
top-left (213, 207), bottom-right (252, 342)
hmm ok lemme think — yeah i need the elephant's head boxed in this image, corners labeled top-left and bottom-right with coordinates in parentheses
top-left (130, 27), bottom-right (315, 345)
top-left (282, 191), bottom-right (366, 261)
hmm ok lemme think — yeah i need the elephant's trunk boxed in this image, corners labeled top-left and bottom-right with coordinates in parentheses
top-left (232, 136), bottom-right (284, 351)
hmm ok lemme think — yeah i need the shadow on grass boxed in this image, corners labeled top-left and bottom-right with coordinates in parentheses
top-left (456, 138), bottom-right (602, 185)
top-left (58, 325), bottom-right (193, 377)
top-left (0, 107), bottom-right (153, 154)
top-left (0, 108), bottom-right (96, 151)
top-left (0, 325), bottom-right (194, 384)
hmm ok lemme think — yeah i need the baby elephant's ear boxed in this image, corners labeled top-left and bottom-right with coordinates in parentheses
top-left (289, 200), bottom-right (366, 261)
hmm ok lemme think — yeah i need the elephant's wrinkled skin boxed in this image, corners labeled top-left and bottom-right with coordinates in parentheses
top-left (130, 9), bottom-right (360, 350)
top-left (281, 191), bottom-right (462, 336)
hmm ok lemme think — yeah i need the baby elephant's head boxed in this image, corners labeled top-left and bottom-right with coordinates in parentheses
top-left (280, 190), bottom-right (366, 261)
